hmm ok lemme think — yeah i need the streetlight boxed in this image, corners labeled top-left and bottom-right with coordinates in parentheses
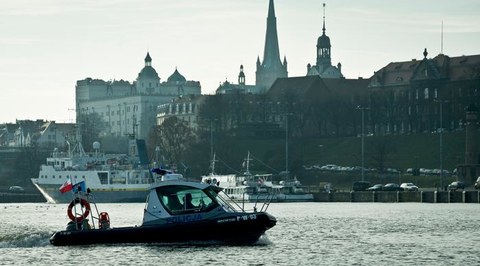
top-left (357, 106), bottom-right (370, 181)
top-left (155, 146), bottom-right (160, 165)
top-left (434, 99), bottom-right (448, 190)
top-left (284, 113), bottom-right (292, 180)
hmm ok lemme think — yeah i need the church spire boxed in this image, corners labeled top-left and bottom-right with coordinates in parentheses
top-left (322, 3), bottom-right (326, 35)
top-left (262, 0), bottom-right (282, 68)
top-left (255, 0), bottom-right (287, 90)
top-left (316, 3), bottom-right (331, 68)
top-left (145, 52), bottom-right (152, 67)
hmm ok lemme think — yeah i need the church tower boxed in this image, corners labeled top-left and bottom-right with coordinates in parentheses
top-left (307, 3), bottom-right (343, 79)
top-left (316, 3), bottom-right (331, 69)
top-left (255, 0), bottom-right (288, 92)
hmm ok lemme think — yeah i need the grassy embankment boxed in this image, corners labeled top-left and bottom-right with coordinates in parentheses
top-left (219, 131), bottom-right (465, 190)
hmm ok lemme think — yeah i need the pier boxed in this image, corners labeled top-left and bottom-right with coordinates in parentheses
top-left (312, 191), bottom-right (480, 203)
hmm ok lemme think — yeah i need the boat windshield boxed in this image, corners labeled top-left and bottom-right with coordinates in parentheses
top-left (155, 185), bottom-right (218, 215)
top-left (203, 187), bottom-right (243, 213)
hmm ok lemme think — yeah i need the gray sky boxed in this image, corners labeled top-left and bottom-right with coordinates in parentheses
top-left (1, 0), bottom-right (479, 123)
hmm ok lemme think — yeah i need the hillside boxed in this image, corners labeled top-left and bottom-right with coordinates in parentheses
top-left (201, 131), bottom-right (466, 189)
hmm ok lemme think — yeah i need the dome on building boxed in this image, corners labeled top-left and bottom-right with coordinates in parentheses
top-left (317, 33), bottom-right (331, 48)
top-left (167, 68), bottom-right (186, 83)
top-left (137, 66), bottom-right (159, 80)
top-left (137, 52), bottom-right (159, 80)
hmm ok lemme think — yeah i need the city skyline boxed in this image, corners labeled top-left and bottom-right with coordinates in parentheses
top-left (1, 0), bottom-right (479, 123)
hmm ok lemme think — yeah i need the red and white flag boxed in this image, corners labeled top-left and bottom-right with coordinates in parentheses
top-left (59, 179), bottom-right (73, 193)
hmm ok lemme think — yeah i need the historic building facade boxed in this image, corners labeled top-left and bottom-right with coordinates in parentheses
top-left (367, 49), bottom-right (480, 135)
top-left (76, 53), bottom-right (201, 139)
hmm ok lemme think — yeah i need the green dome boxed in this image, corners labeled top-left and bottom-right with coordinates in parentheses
top-left (138, 66), bottom-right (159, 80)
top-left (167, 68), bottom-right (186, 82)
top-left (317, 33), bottom-right (331, 48)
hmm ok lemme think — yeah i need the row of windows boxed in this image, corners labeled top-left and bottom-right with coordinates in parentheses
top-left (376, 87), bottom-right (478, 102)
top-left (40, 175), bottom-right (85, 179)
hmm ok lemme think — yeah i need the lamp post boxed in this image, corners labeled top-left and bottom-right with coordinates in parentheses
top-left (357, 106), bottom-right (370, 181)
top-left (285, 113), bottom-right (290, 180)
top-left (155, 146), bottom-right (160, 165)
top-left (434, 99), bottom-right (448, 190)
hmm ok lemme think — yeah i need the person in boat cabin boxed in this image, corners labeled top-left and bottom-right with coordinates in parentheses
top-left (183, 193), bottom-right (196, 210)
top-left (167, 194), bottom-right (183, 212)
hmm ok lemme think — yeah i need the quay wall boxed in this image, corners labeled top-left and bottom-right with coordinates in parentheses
top-left (313, 191), bottom-right (480, 203)
top-left (0, 193), bottom-right (45, 203)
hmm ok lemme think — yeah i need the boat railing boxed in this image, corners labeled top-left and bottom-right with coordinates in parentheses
top-left (237, 191), bottom-right (272, 213)
top-left (66, 190), bottom-right (101, 231)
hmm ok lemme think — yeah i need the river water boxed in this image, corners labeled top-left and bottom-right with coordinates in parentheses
top-left (0, 202), bottom-right (479, 265)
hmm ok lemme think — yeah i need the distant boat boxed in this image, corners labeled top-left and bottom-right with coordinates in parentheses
top-left (31, 139), bottom-right (154, 203)
top-left (201, 152), bottom-right (313, 202)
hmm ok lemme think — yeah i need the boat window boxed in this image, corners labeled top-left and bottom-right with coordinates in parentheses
top-left (155, 185), bottom-right (217, 215)
top-left (98, 172), bottom-right (108, 185)
top-left (204, 187), bottom-right (239, 213)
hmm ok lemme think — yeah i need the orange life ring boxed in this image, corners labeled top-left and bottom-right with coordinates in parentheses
top-left (67, 198), bottom-right (91, 223)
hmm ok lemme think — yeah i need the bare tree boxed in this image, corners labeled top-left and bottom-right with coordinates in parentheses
top-left (77, 112), bottom-right (105, 151)
top-left (149, 116), bottom-right (194, 165)
top-left (369, 138), bottom-right (396, 174)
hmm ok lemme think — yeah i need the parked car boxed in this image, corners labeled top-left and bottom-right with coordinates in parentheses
top-left (475, 177), bottom-right (480, 190)
top-left (383, 183), bottom-right (403, 191)
top-left (366, 184), bottom-right (383, 191)
top-left (400, 183), bottom-right (419, 191)
top-left (9, 186), bottom-right (24, 193)
top-left (352, 181), bottom-right (371, 191)
top-left (447, 181), bottom-right (466, 191)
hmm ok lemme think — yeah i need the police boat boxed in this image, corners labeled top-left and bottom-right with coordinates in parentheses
top-left (49, 169), bottom-right (276, 246)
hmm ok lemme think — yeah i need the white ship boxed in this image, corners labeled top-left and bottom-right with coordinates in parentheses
top-left (201, 152), bottom-right (314, 203)
top-left (31, 139), bottom-right (155, 203)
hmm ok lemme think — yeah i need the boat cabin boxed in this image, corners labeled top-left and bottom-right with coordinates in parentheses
top-left (142, 174), bottom-right (237, 226)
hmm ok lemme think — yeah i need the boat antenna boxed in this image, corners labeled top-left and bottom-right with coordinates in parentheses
top-left (243, 151), bottom-right (253, 175)
top-left (209, 153), bottom-right (218, 175)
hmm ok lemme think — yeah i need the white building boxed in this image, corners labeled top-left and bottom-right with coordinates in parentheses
top-left (76, 53), bottom-right (201, 139)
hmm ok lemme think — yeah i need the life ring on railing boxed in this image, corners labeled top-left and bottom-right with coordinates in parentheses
top-left (67, 198), bottom-right (91, 223)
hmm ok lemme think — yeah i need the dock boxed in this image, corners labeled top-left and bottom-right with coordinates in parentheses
top-left (0, 193), bottom-right (45, 203)
top-left (313, 191), bottom-right (480, 203)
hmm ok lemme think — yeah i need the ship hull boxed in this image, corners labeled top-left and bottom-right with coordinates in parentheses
top-left (32, 180), bottom-right (149, 203)
top-left (229, 193), bottom-right (314, 203)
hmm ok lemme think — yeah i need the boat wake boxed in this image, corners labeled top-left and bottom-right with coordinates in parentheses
top-left (254, 234), bottom-right (272, 245)
top-left (0, 230), bottom-right (52, 248)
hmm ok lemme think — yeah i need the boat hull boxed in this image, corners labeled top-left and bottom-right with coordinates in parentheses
top-left (50, 212), bottom-right (276, 246)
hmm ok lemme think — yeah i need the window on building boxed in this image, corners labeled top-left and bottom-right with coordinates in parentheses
top-left (424, 88), bottom-right (429, 99)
